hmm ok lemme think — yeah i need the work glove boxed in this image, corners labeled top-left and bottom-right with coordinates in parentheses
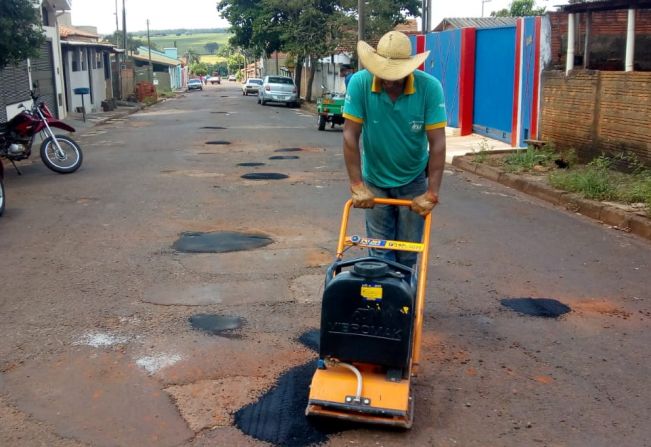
top-left (350, 182), bottom-right (375, 208)
top-left (411, 191), bottom-right (439, 217)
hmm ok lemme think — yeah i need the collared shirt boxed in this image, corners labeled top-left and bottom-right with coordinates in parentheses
top-left (343, 69), bottom-right (447, 188)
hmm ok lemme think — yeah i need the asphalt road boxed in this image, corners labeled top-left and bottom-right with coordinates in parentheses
top-left (0, 82), bottom-right (649, 447)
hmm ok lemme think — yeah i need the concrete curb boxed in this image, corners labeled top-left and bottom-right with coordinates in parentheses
top-left (451, 155), bottom-right (651, 242)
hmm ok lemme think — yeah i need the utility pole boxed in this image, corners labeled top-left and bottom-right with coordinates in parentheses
top-left (422, 0), bottom-right (430, 33)
top-left (122, 0), bottom-right (127, 57)
top-left (482, 0), bottom-right (492, 17)
top-left (115, 0), bottom-right (121, 99)
top-left (147, 19), bottom-right (152, 83)
top-left (357, 0), bottom-right (364, 70)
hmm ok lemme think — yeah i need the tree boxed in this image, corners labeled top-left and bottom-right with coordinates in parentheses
top-left (204, 42), bottom-right (220, 54)
top-left (0, 0), bottom-right (46, 69)
top-left (190, 62), bottom-right (209, 76)
top-left (491, 0), bottom-right (546, 17)
top-left (353, 0), bottom-right (421, 41)
top-left (103, 31), bottom-right (154, 53)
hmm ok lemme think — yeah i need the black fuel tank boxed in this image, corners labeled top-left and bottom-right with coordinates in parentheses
top-left (319, 260), bottom-right (415, 370)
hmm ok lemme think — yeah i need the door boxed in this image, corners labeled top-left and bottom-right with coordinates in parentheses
top-left (472, 27), bottom-right (516, 143)
top-left (30, 41), bottom-right (58, 117)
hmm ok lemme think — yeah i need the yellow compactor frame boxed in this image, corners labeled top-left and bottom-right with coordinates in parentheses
top-left (306, 198), bottom-right (431, 428)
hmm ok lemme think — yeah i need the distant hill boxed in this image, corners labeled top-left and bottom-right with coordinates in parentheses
top-left (135, 29), bottom-right (232, 56)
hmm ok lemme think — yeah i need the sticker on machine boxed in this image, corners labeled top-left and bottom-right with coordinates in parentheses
top-left (361, 284), bottom-right (383, 300)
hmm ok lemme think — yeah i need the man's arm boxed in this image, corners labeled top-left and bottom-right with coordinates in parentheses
top-left (425, 127), bottom-right (446, 197)
top-left (343, 119), bottom-right (374, 208)
top-left (411, 127), bottom-right (446, 216)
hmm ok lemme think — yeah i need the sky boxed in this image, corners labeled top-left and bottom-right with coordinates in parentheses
top-left (70, 0), bottom-right (553, 35)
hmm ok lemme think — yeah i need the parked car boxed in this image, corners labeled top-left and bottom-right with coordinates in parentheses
top-left (187, 79), bottom-right (203, 91)
top-left (209, 75), bottom-right (221, 85)
top-left (242, 78), bottom-right (263, 96)
top-left (228, 75), bottom-right (236, 82)
top-left (258, 76), bottom-right (299, 107)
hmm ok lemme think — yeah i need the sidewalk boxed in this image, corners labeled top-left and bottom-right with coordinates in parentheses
top-left (62, 102), bottom-right (144, 133)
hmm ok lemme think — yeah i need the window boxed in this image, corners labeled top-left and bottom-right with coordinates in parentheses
top-left (81, 49), bottom-right (87, 71)
top-left (72, 49), bottom-right (80, 72)
top-left (96, 51), bottom-right (102, 69)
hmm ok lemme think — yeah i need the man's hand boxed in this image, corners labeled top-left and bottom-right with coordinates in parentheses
top-left (351, 182), bottom-right (375, 208)
top-left (411, 191), bottom-right (439, 216)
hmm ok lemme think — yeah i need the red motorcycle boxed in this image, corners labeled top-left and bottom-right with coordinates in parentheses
top-left (0, 91), bottom-right (83, 175)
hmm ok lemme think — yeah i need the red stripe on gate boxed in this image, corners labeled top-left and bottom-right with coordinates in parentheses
top-left (416, 35), bottom-right (426, 71)
top-left (511, 19), bottom-right (523, 147)
top-left (459, 28), bottom-right (476, 136)
top-left (530, 17), bottom-right (542, 140)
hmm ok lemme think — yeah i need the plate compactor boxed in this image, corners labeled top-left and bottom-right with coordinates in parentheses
top-left (306, 198), bottom-right (432, 429)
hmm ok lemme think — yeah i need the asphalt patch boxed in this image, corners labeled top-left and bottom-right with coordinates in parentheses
top-left (234, 360), bottom-right (351, 446)
top-left (269, 155), bottom-right (299, 160)
top-left (189, 314), bottom-right (244, 338)
top-left (211, 111), bottom-right (229, 114)
top-left (173, 231), bottom-right (273, 253)
top-left (237, 162), bottom-right (266, 167)
top-left (274, 148), bottom-right (303, 152)
top-left (297, 329), bottom-right (320, 353)
top-left (200, 126), bottom-right (226, 129)
top-left (206, 140), bottom-right (231, 145)
top-left (501, 298), bottom-right (571, 318)
top-left (241, 173), bottom-right (289, 180)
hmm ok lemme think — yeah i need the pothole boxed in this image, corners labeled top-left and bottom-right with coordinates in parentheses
top-left (172, 231), bottom-right (273, 253)
top-left (189, 314), bottom-right (244, 339)
top-left (241, 173), bottom-right (288, 180)
top-left (206, 140), bottom-right (231, 145)
top-left (274, 148), bottom-right (303, 152)
top-left (501, 298), bottom-right (571, 318)
top-left (200, 126), bottom-right (226, 129)
top-left (269, 155), bottom-right (299, 160)
top-left (237, 162), bottom-right (266, 167)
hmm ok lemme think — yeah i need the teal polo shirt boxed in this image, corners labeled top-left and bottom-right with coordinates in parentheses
top-left (343, 69), bottom-right (447, 188)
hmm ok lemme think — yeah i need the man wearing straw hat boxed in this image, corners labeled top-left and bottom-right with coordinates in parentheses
top-left (342, 30), bottom-right (447, 267)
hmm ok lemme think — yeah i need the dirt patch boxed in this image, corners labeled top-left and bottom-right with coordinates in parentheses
top-left (165, 377), bottom-right (268, 431)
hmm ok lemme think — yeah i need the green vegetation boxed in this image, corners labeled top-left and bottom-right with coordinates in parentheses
top-left (0, 0), bottom-right (45, 68)
top-left (491, 0), bottom-right (546, 17)
top-left (472, 145), bottom-right (651, 215)
top-left (148, 32), bottom-right (231, 56)
top-left (503, 145), bottom-right (557, 172)
top-left (550, 155), bottom-right (651, 212)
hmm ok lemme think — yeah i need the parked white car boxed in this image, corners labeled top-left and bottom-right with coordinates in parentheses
top-left (257, 76), bottom-right (298, 107)
top-left (242, 78), bottom-right (263, 96)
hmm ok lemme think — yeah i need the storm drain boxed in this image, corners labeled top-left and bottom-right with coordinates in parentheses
top-left (501, 298), bottom-right (571, 318)
top-left (241, 173), bottom-right (288, 180)
top-left (274, 148), bottom-right (303, 152)
top-left (269, 155), bottom-right (299, 160)
top-left (237, 162), bottom-right (266, 167)
top-left (200, 126), bottom-right (226, 130)
top-left (172, 231), bottom-right (273, 253)
top-left (206, 140), bottom-right (231, 145)
top-left (189, 314), bottom-right (244, 338)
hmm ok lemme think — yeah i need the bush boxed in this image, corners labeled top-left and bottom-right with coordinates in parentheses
top-left (503, 145), bottom-right (557, 172)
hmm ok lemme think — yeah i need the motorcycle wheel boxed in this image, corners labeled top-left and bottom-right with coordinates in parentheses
top-left (0, 178), bottom-right (5, 216)
top-left (40, 135), bottom-right (83, 174)
top-left (318, 115), bottom-right (326, 131)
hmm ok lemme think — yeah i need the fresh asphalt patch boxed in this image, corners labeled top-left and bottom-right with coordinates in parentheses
top-left (172, 231), bottom-right (273, 253)
top-left (200, 126), bottom-right (226, 129)
top-left (241, 173), bottom-right (289, 180)
top-left (501, 298), bottom-right (571, 318)
top-left (274, 148), bottom-right (303, 152)
top-left (269, 155), bottom-right (300, 160)
top-left (237, 162), bottom-right (266, 167)
top-left (234, 330), bottom-right (355, 447)
top-left (189, 314), bottom-right (244, 339)
top-left (206, 141), bottom-right (231, 145)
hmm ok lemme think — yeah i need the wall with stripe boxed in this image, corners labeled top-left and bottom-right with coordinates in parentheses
top-left (411, 16), bottom-right (545, 147)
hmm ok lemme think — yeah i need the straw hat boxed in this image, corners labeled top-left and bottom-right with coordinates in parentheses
top-left (357, 31), bottom-right (429, 81)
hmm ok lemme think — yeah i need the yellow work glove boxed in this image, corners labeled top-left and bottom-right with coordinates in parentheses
top-left (350, 182), bottom-right (375, 208)
top-left (411, 191), bottom-right (439, 217)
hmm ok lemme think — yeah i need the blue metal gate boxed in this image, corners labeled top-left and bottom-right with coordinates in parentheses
top-left (473, 27), bottom-right (516, 143)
